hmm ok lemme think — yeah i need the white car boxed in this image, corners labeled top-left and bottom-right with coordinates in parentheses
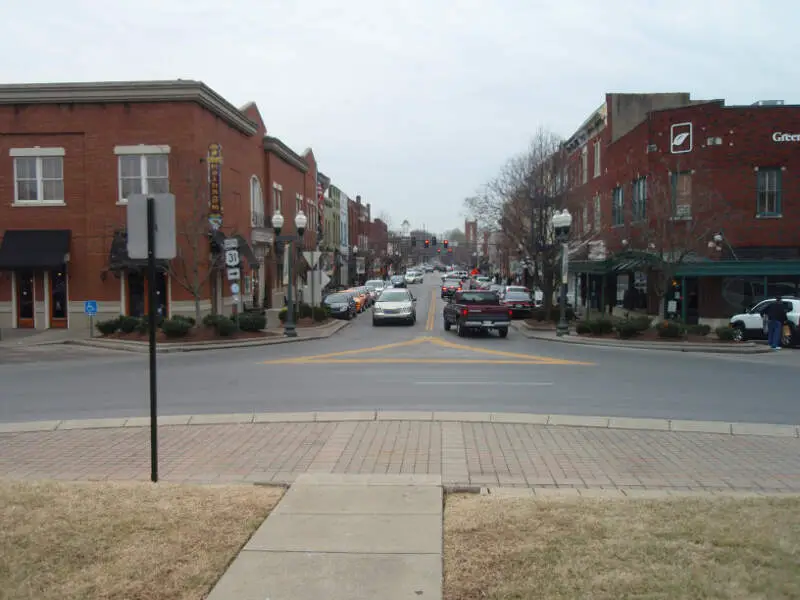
top-left (373, 288), bottom-right (417, 326)
top-left (728, 297), bottom-right (799, 345)
top-left (404, 270), bottom-right (423, 284)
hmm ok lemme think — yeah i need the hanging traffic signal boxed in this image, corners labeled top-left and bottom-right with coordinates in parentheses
top-left (437, 248), bottom-right (441, 254)
top-left (443, 239), bottom-right (449, 248)
top-left (447, 247), bottom-right (453, 253)
top-left (424, 239), bottom-right (430, 248)
top-left (431, 236), bottom-right (437, 246)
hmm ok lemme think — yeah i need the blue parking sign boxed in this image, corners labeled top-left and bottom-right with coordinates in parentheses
top-left (84, 300), bottom-right (98, 316)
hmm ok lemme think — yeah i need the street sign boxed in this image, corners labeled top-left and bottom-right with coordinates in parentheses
top-left (223, 237), bottom-right (239, 250)
top-left (230, 282), bottom-right (240, 295)
top-left (225, 249), bottom-right (240, 267)
top-left (126, 194), bottom-right (177, 259)
top-left (226, 267), bottom-right (240, 281)
top-left (84, 300), bottom-right (98, 316)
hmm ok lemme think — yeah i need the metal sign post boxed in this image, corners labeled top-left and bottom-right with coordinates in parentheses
top-left (127, 193), bottom-right (176, 483)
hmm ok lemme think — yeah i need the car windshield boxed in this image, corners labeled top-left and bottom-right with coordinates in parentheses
top-left (505, 292), bottom-right (531, 301)
top-left (459, 291), bottom-right (498, 304)
top-left (444, 280), bottom-right (461, 286)
top-left (366, 281), bottom-right (383, 287)
top-left (379, 291), bottom-right (411, 302)
top-left (325, 294), bottom-right (348, 303)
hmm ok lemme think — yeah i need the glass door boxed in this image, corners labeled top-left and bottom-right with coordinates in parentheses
top-left (16, 271), bottom-right (35, 328)
top-left (50, 268), bottom-right (68, 328)
top-left (127, 271), bottom-right (168, 318)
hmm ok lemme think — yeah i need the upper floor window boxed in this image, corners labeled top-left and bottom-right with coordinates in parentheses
top-left (632, 177), bottom-right (647, 221)
top-left (114, 145), bottom-right (169, 204)
top-left (581, 146), bottom-right (588, 185)
top-left (10, 147), bottom-right (65, 205)
top-left (272, 182), bottom-right (282, 216)
top-left (295, 193), bottom-right (303, 215)
top-left (594, 194), bottom-right (601, 230)
top-left (612, 186), bottom-right (624, 227)
top-left (250, 176), bottom-right (265, 227)
top-left (756, 168), bottom-right (782, 217)
top-left (670, 171), bottom-right (692, 219)
top-left (593, 140), bottom-right (601, 177)
top-left (582, 201), bottom-right (590, 233)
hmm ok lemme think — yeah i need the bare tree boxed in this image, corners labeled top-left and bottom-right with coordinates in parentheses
top-left (167, 157), bottom-right (224, 324)
top-left (619, 162), bottom-right (738, 318)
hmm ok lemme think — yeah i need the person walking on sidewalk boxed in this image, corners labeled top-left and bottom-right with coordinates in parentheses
top-left (766, 296), bottom-right (787, 350)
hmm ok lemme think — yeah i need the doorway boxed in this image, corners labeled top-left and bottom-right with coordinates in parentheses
top-left (16, 270), bottom-right (35, 328)
top-left (50, 268), bottom-right (68, 328)
top-left (127, 271), bottom-right (168, 318)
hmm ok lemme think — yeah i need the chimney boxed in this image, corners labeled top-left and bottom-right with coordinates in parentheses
top-left (356, 195), bottom-right (362, 204)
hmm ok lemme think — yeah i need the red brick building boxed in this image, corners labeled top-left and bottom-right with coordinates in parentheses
top-left (563, 93), bottom-right (800, 324)
top-left (0, 80), bottom-right (324, 330)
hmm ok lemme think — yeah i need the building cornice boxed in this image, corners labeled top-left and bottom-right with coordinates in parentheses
top-left (0, 79), bottom-right (259, 136)
top-left (263, 136), bottom-right (308, 172)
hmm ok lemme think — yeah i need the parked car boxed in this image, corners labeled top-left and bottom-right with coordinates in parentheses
top-left (501, 291), bottom-right (535, 318)
top-left (365, 279), bottom-right (386, 301)
top-left (443, 290), bottom-right (511, 338)
top-left (373, 288), bottom-right (417, 326)
top-left (323, 292), bottom-right (357, 320)
top-left (728, 296), bottom-right (800, 346)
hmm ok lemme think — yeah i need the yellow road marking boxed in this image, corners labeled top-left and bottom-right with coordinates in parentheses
top-left (261, 333), bottom-right (593, 366)
top-left (425, 288), bottom-right (436, 331)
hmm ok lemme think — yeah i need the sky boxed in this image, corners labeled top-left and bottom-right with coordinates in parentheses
top-left (1, 0), bottom-right (797, 234)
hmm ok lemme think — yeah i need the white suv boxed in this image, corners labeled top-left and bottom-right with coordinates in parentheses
top-left (728, 297), bottom-right (800, 346)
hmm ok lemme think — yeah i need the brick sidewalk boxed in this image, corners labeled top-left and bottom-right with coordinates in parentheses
top-left (1, 420), bottom-right (799, 492)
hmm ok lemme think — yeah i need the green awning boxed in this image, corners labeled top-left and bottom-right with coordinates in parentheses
top-left (571, 255), bottom-right (800, 277)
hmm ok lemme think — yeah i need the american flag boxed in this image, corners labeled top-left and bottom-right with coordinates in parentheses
top-left (316, 180), bottom-right (325, 225)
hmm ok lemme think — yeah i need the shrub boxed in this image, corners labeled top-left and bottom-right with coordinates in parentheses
top-left (202, 313), bottom-right (221, 328)
top-left (95, 318), bottom-right (119, 336)
top-left (214, 316), bottom-right (237, 336)
top-left (548, 307), bottom-right (575, 322)
top-left (312, 306), bottom-right (330, 322)
top-left (615, 320), bottom-right (642, 339)
top-left (575, 321), bottom-right (592, 335)
top-left (173, 314), bottom-right (196, 326)
top-left (238, 312), bottom-right (267, 332)
top-left (118, 315), bottom-right (140, 334)
top-left (587, 318), bottom-right (614, 335)
top-left (530, 308), bottom-right (547, 322)
top-left (628, 315), bottom-right (652, 332)
top-left (657, 320), bottom-right (686, 339)
top-left (715, 325), bottom-right (737, 341)
top-left (687, 324), bottom-right (711, 336)
top-left (278, 308), bottom-right (288, 323)
top-left (298, 303), bottom-right (313, 319)
top-left (160, 317), bottom-right (192, 338)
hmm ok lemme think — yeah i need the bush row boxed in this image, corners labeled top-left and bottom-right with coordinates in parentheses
top-left (575, 316), bottom-right (735, 341)
top-left (278, 303), bottom-right (330, 323)
top-left (528, 306), bottom-right (576, 323)
top-left (95, 311), bottom-right (268, 339)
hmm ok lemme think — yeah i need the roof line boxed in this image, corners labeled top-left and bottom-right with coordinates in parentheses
top-left (0, 79), bottom-right (259, 136)
top-left (264, 136), bottom-right (308, 172)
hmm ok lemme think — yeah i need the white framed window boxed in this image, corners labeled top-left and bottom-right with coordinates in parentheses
top-left (116, 149), bottom-right (169, 204)
top-left (271, 183), bottom-right (282, 216)
top-left (593, 140), bottom-right (601, 177)
top-left (295, 193), bottom-right (303, 215)
top-left (250, 176), bottom-right (265, 227)
top-left (581, 146), bottom-right (588, 185)
top-left (10, 147), bottom-right (65, 205)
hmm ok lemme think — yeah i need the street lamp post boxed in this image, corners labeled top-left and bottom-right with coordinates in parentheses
top-left (272, 210), bottom-right (307, 337)
top-left (352, 245), bottom-right (358, 285)
top-left (551, 209), bottom-right (573, 337)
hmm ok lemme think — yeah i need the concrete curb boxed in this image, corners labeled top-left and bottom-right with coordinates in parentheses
top-left (62, 319), bottom-right (350, 353)
top-left (1, 410), bottom-right (797, 438)
top-left (478, 487), bottom-right (800, 498)
top-left (511, 322), bottom-right (771, 354)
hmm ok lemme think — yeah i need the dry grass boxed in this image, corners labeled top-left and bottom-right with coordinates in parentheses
top-left (0, 480), bottom-right (283, 600)
top-left (444, 494), bottom-right (800, 600)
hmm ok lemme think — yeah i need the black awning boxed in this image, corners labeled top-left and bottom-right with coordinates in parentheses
top-left (107, 230), bottom-right (168, 273)
top-left (0, 229), bottom-right (71, 270)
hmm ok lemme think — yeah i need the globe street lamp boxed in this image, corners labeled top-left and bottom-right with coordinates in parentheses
top-left (551, 209), bottom-right (573, 337)
top-left (272, 210), bottom-right (307, 337)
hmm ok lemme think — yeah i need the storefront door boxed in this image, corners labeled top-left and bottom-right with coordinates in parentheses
top-left (50, 268), bottom-right (68, 328)
top-left (15, 270), bottom-right (35, 328)
top-left (127, 271), bottom-right (168, 318)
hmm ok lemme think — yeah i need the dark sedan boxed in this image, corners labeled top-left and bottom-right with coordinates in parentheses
top-left (441, 278), bottom-right (462, 298)
top-left (502, 291), bottom-right (534, 318)
top-left (323, 292), bottom-right (357, 320)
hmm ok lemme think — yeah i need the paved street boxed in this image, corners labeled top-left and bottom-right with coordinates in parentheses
top-left (1, 275), bottom-right (800, 425)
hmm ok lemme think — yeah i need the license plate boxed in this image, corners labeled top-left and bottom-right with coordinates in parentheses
top-left (483, 321), bottom-right (492, 326)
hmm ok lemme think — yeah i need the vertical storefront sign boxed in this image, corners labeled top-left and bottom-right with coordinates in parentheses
top-left (207, 143), bottom-right (224, 230)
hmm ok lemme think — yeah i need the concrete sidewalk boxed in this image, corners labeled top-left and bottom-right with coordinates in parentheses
top-left (207, 474), bottom-right (442, 600)
top-left (1, 412), bottom-right (798, 493)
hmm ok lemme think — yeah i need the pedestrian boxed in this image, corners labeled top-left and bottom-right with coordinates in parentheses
top-left (765, 296), bottom-right (787, 350)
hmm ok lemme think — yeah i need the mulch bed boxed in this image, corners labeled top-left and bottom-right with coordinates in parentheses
top-left (104, 327), bottom-right (280, 344)
top-left (576, 329), bottom-right (732, 344)
top-left (522, 319), bottom-right (557, 330)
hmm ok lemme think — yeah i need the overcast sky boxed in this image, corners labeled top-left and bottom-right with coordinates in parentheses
top-left (1, 0), bottom-right (797, 234)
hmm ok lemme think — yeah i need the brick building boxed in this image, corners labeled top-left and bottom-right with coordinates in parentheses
top-left (346, 195), bottom-right (370, 282)
top-left (562, 93), bottom-right (800, 324)
top-left (0, 80), bottom-right (328, 331)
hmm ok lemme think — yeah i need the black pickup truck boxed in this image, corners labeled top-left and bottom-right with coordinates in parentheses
top-left (443, 290), bottom-right (511, 338)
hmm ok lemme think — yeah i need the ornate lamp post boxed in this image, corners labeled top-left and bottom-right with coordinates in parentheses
top-left (272, 210), bottom-right (307, 337)
top-left (551, 209), bottom-right (573, 337)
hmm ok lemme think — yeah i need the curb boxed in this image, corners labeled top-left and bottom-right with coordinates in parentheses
top-left (1, 410), bottom-right (797, 439)
top-left (62, 320), bottom-right (350, 354)
top-left (511, 322), bottom-right (771, 354)
top-left (476, 487), bottom-right (800, 498)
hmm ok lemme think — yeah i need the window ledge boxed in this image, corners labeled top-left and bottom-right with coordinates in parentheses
top-left (12, 201), bottom-right (66, 207)
top-left (116, 201), bottom-right (128, 206)
top-left (755, 213), bottom-right (782, 219)
top-left (669, 216), bottom-right (693, 222)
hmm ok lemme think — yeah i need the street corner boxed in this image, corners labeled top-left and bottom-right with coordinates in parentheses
top-left (259, 334), bottom-right (595, 366)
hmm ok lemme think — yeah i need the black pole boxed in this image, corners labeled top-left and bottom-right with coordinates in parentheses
top-left (556, 241), bottom-right (569, 337)
top-left (146, 195), bottom-right (159, 482)
top-left (284, 241), bottom-right (296, 337)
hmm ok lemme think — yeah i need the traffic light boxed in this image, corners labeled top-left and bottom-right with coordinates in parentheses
top-left (437, 248), bottom-right (441, 254)
top-left (447, 247), bottom-right (453, 253)
top-left (424, 239), bottom-right (430, 248)
top-left (443, 239), bottom-right (449, 249)
top-left (411, 236), bottom-right (416, 247)
top-left (431, 236), bottom-right (437, 246)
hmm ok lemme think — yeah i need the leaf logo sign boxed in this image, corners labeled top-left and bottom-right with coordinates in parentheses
top-left (670, 122), bottom-right (693, 154)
